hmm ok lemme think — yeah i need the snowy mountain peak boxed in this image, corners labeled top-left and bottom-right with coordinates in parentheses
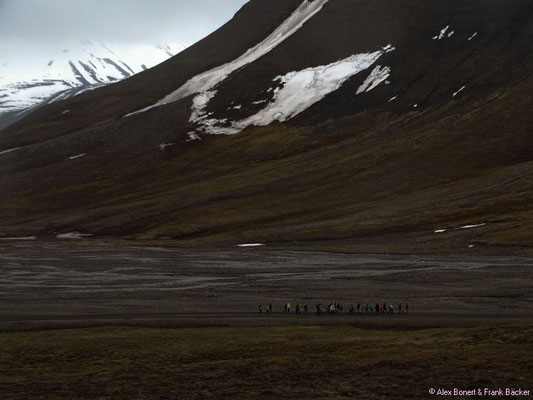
top-left (0, 41), bottom-right (181, 129)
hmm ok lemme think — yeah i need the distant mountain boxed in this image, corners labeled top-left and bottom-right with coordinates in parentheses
top-left (1, 0), bottom-right (533, 253)
top-left (0, 41), bottom-right (178, 130)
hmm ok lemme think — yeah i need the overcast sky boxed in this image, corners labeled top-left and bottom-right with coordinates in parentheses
top-left (0, 0), bottom-right (248, 57)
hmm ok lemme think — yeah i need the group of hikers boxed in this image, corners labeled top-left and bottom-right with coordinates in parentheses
top-left (258, 302), bottom-right (409, 315)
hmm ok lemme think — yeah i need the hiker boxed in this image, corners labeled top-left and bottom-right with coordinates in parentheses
top-left (389, 304), bottom-right (394, 314)
top-left (349, 304), bottom-right (355, 315)
top-left (268, 303), bottom-right (273, 313)
top-left (316, 303), bottom-right (323, 315)
top-left (304, 304), bottom-right (308, 314)
top-left (284, 303), bottom-right (288, 313)
top-left (259, 304), bottom-right (263, 314)
top-left (364, 304), bottom-right (369, 314)
top-left (287, 302), bottom-right (291, 313)
top-left (398, 303), bottom-right (404, 314)
top-left (406, 303), bottom-right (409, 313)
top-left (375, 303), bottom-right (380, 315)
top-left (295, 304), bottom-right (301, 314)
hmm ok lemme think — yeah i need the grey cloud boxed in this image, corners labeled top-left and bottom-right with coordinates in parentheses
top-left (0, 0), bottom-right (249, 46)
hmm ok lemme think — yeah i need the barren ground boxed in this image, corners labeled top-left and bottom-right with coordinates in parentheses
top-left (0, 240), bottom-right (531, 329)
top-left (0, 240), bottom-right (531, 399)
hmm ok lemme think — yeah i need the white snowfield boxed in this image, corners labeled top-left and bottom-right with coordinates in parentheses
top-left (191, 45), bottom-right (395, 135)
top-left (237, 243), bottom-right (265, 248)
top-left (127, 0), bottom-right (331, 117)
top-left (0, 84), bottom-right (71, 116)
top-left (127, 0), bottom-right (394, 137)
top-left (0, 41), bottom-right (178, 118)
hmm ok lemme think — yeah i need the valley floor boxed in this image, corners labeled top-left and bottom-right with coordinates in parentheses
top-left (0, 240), bottom-right (531, 398)
top-left (1, 240), bottom-right (532, 328)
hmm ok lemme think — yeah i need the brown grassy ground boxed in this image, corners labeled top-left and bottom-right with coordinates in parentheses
top-left (1, 323), bottom-right (531, 399)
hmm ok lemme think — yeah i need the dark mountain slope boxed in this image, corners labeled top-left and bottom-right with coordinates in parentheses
top-left (0, 0), bottom-right (532, 253)
top-left (0, 0), bottom-right (302, 148)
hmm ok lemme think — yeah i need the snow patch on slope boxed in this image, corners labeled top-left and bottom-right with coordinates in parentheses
top-left (458, 223), bottom-right (486, 230)
top-left (453, 85), bottom-right (466, 98)
top-left (67, 153), bottom-right (86, 160)
top-left (434, 223), bottom-right (487, 233)
top-left (0, 147), bottom-right (21, 156)
top-left (433, 25), bottom-right (451, 40)
top-left (356, 65), bottom-right (391, 94)
top-left (0, 236), bottom-right (37, 241)
top-left (159, 143), bottom-right (175, 150)
top-left (127, 0), bottom-right (331, 116)
top-left (191, 45), bottom-right (395, 136)
top-left (56, 232), bottom-right (94, 239)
